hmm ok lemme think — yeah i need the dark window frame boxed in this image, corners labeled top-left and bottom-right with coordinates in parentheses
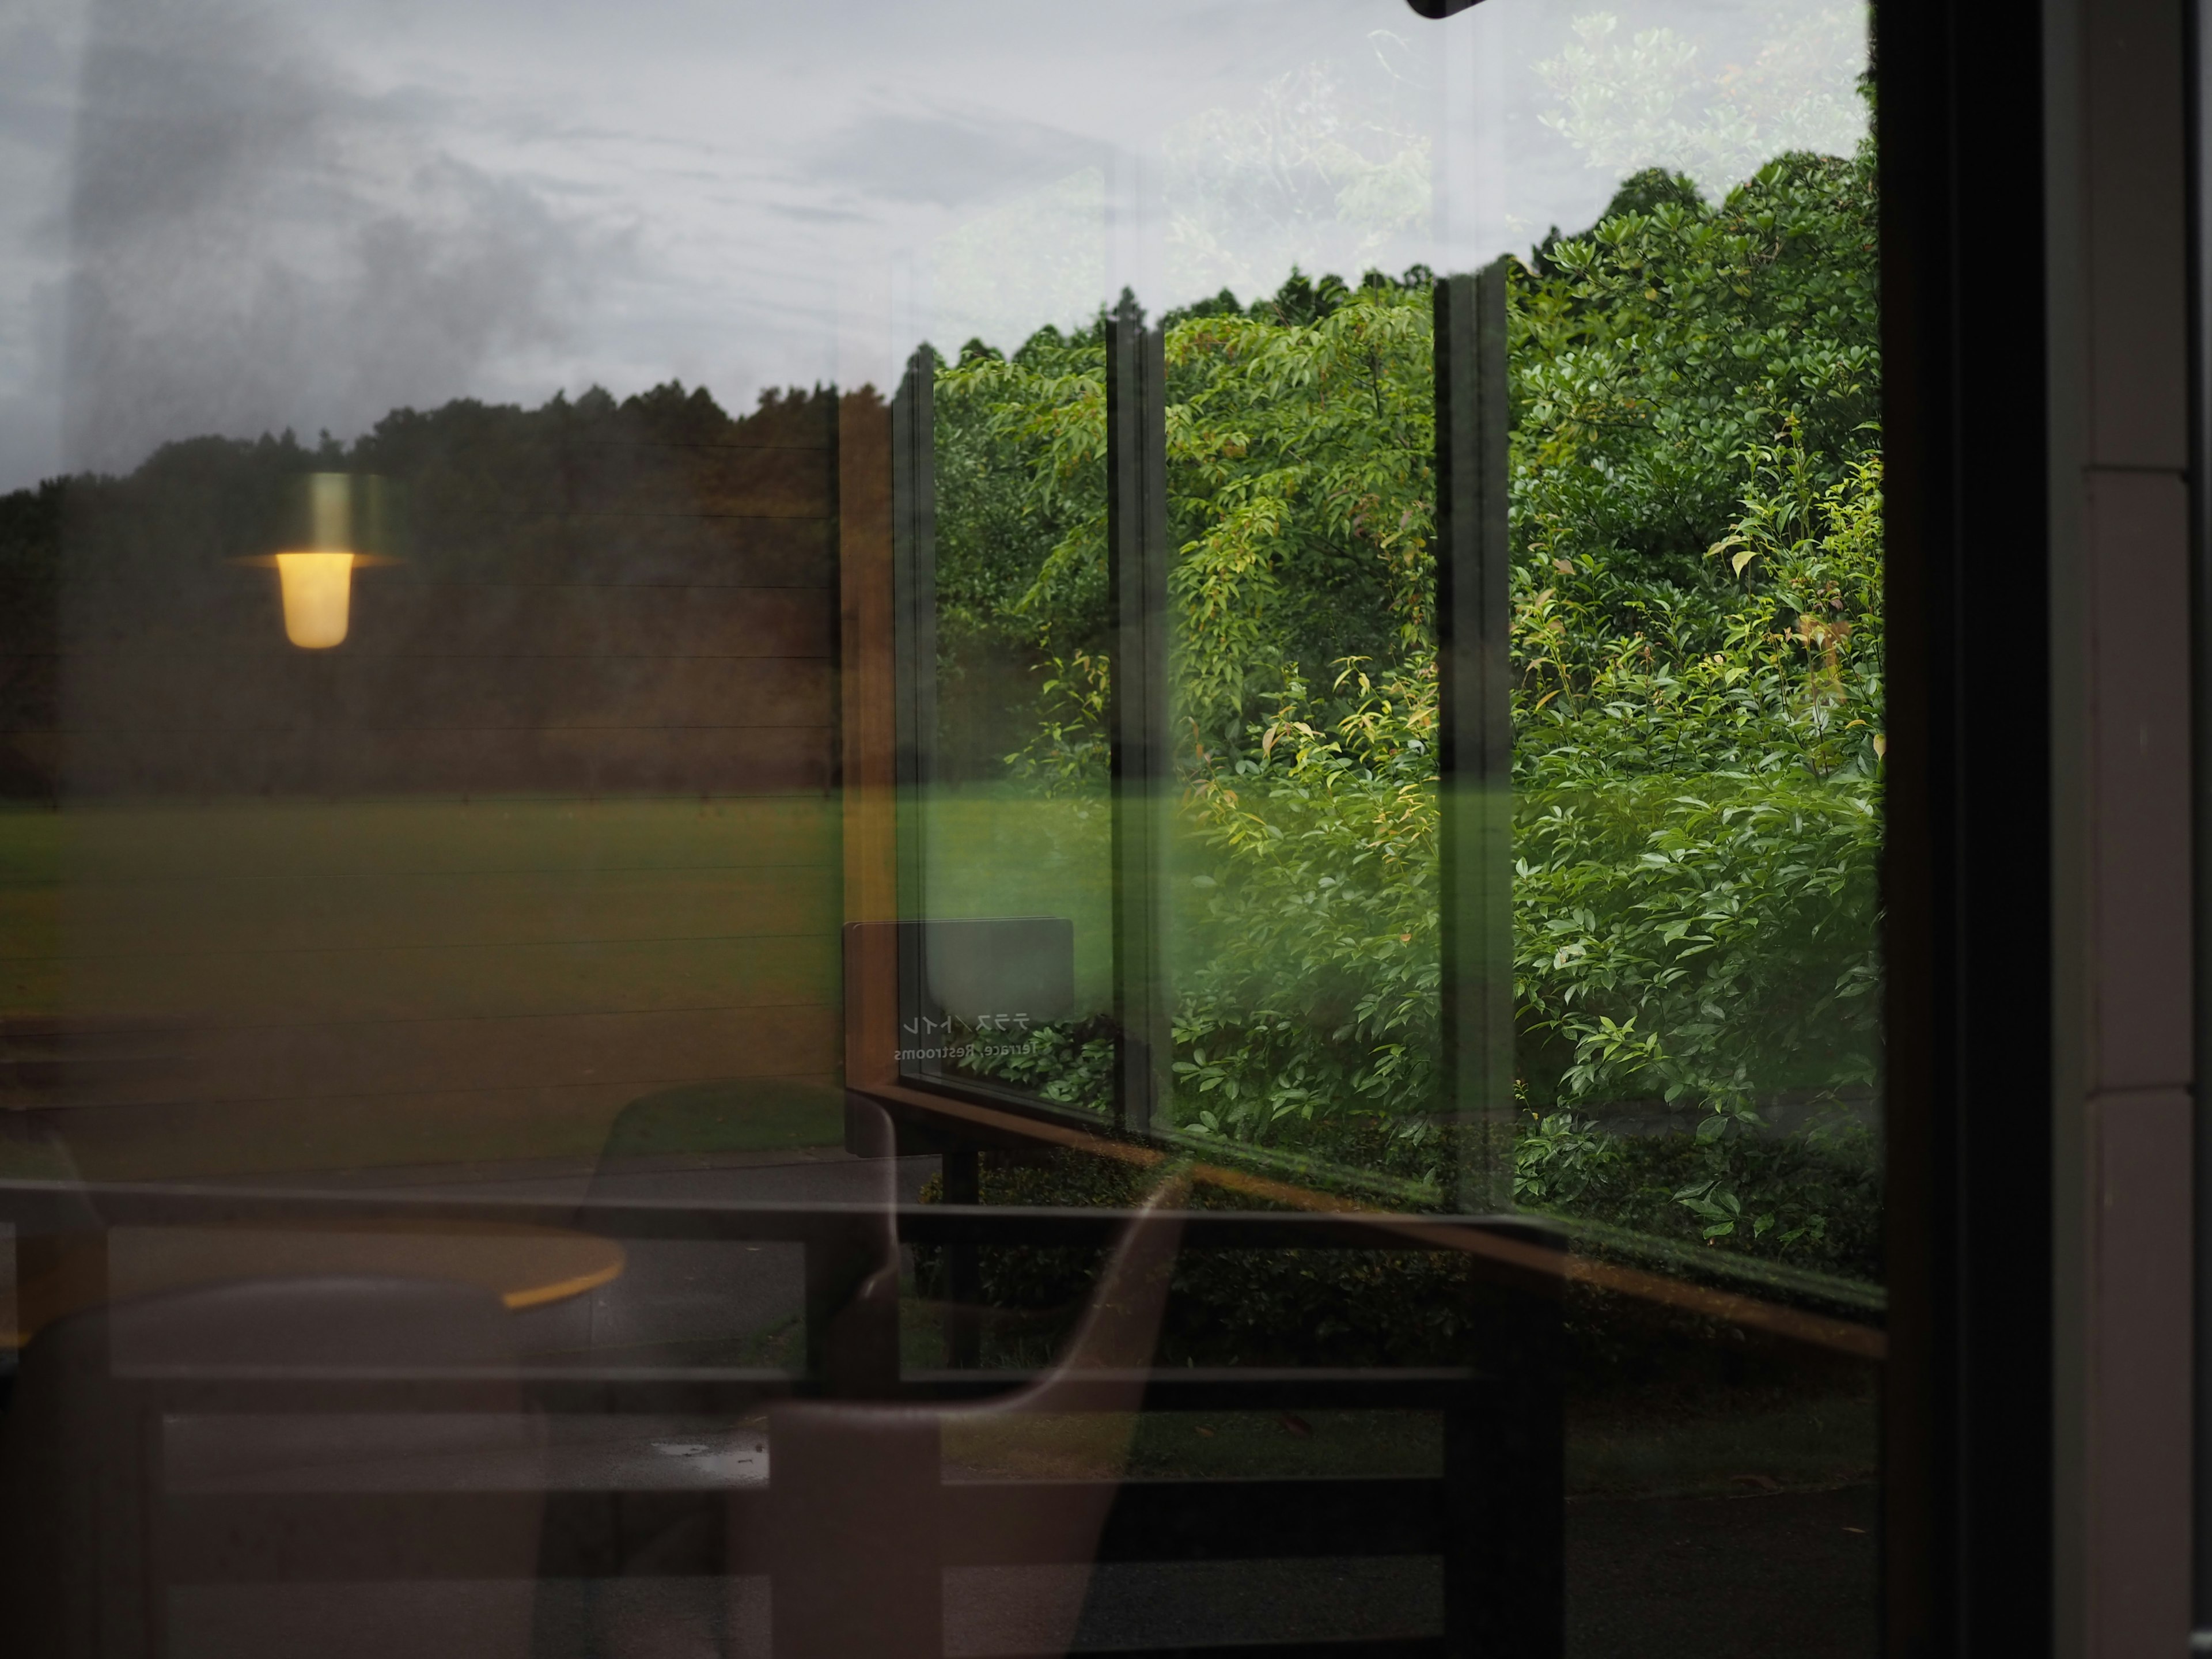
top-left (1876, 0), bottom-right (2058, 1647)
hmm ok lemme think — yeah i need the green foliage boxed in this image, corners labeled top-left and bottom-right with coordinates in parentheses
top-left (1162, 278), bottom-right (1439, 754)
top-left (1516, 1107), bottom-right (1881, 1271)
top-left (0, 126), bottom-right (1891, 1282)
top-left (1005, 651), bottom-right (1112, 796)
top-left (917, 1152), bottom-right (1482, 1368)
top-left (937, 329), bottom-right (1111, 662)
top-left (936, 131), bottom-right (1885, 1279)
top-left (1173, 658), bottom-right (1444, 1179)
top-left (1513, 149), bottom-right (1877, 604)
top-left (938, 271), bottom-right (1438, 771)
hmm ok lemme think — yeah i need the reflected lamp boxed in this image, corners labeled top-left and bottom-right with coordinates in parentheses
top-left (263, 472), bottom-right (395, 649)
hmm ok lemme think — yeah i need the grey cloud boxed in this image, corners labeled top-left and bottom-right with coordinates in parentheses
top-left (769, 201), bottom-right (873, 225)
top-left (800, 109), bottom-right (1102, 210)
top-left (62, 0), bottom-right (626, 475)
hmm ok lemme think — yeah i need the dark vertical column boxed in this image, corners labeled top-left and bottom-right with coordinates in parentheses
top-left (812, 1100), bottom-right (902, 1398)
top-left (803, 1213), bottom-right (900, 1400)
top-left (1435, 266), bottom-right (1515, 1215)
top-left (1108, 298), bottom-right (1171, 1135)
top-left (2059, 0), bottom-right (2195, 1642)
top-left (1877, 0), bottom-right (2054, 1647)
top-left (1444, 1230), bottom-right (1564, 1659)
top-left (2194, 0), bottom-right (2212, 1633)
top-left (766, 1403), bottom-right (942, 1659)
top-left (941, 1143), bottom-right (982, 1367)
top-left (892, 349), bottom-right (941, 1084)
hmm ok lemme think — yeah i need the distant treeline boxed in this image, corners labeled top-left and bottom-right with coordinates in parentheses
top-left (0, 382), bottom-right (836, 796)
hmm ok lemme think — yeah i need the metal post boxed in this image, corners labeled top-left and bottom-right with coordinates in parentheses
top-left (802, 1214), bottom-right (900, 1400)
top-left (1435, 265), bottom-right (1515, 1214)
top-left (1444, 1228), bottom-right (1565, 1657)
top-left (1107, 297), bottom-right (1172, 1135)
top-left (941, 1143), bottom-right (982, 1367)
top-left (891, 349), bottom-right (941, 1084)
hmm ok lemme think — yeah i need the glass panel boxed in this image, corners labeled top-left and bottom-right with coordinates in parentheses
top-left (1154, 267), bottom-right (1460, 1203)
top-left (0, 1), bottom-right (1883, 1654)
top-left (902, 325), bottom-right (1118, 1111)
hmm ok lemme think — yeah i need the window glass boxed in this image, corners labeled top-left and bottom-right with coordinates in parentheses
top-left (0, 2), bottom-right (1882, 1654)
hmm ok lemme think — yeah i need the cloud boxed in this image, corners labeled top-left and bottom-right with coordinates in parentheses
top-left (61, 0), bottom-right (627, 475)
top-left (798, 108), bottom-right (1101, 211)
top-left (768, 201), bottom-right (873, 225)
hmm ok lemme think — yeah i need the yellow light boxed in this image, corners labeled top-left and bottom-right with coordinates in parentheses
top-left (250, 474), bottom-right (393, 647)
top-left (274, 551), bottom-right (355, 649)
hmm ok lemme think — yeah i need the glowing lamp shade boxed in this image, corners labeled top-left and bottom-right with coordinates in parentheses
top-left (261, 472), bottom-right (394, 649)
top-left (274, 551), bottom-right (356, 648)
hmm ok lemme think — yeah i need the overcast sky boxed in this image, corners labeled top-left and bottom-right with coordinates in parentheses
top-left (0, 0), bottom-right (1867, 490)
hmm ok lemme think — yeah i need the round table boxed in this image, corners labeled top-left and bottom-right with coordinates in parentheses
top-left (4, 1218), bottom-right (627, 1350)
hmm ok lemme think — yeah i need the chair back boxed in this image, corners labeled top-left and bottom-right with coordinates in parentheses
top-left (762, 1179), bottom-right (1188, 1659)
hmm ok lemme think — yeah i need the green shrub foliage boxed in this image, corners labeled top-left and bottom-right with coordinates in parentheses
top-left (916, 1154), bottom-right (1484, 1368)
top-left (0, 141), bottom-right (1885, 1281)
top-left (931, 141), bottom-right (1881, 1279)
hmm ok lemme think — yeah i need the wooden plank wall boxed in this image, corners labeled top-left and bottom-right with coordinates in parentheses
top-left (0, 393), bottom-right (852, 1179)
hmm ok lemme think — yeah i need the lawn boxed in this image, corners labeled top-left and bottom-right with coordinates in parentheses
top-left (0, 795), bottom-right (845, 1177)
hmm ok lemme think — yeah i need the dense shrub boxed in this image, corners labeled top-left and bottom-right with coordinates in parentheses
top-left (932, 135), bottom-right (1883, 1273)
top-left (917, 1154), bottom-right (1484, 1368)
top-left (918, 1141), bottom-right (1879, 1370)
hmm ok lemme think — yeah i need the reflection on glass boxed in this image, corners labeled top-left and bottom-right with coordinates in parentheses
top-left (271, 551), bottom-right (354, 649)
top-left (900, 328), bottom-right (1119, 1110)
top-left (1505, 141), bottom-right (1883, 1282)
top-left (906, 145), bottom-right (1883, 1264)
top-left (0, 2), bottom-right (1886, 1653)
top-left (1154, 271), bottom-right (1450, 1199)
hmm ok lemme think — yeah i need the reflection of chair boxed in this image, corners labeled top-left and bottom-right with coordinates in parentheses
top-left (567, 1080), bottom-right (895, 1367)
top-left (592, 1076), bottom-right (850, 1171)
top-left (0, 1275), bottom-right (544, 1659)
top-left (547, 1092), bottom-right (1182, 1656)
top-left (532, 1089), bottom-right (908, 1626)
top-left (755, 1173), bottom-right (1188, 1659)
top-left (1, 1112), bottom-right (107, 1368)
top-left (0, 1109), bottom-right (95, 1194)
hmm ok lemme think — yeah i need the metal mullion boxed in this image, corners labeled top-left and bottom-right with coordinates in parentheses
top-left (1434, 265), bottom-right (1515, 1216)
top-left (891, 347), bottom-right (941, 1082)
top-left (2193, 0), bottom-right (2212, 1635)
top-left (1108, 298), bottom-right (1172, 1134)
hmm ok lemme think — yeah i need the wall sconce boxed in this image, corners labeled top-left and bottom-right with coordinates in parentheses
top-left (244, 473), bottom-right (398, 649)
top-left (276, 548), bottom-right (355, 648)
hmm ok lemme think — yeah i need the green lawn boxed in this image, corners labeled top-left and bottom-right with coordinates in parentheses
top-left (0, 796), bottom-right (847, 1176)
top-left (917, 782), bottom-right (1113, 1013)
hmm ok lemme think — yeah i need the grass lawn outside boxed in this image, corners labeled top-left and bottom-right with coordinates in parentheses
top-left (0, 795), bottom-right (846, 1176)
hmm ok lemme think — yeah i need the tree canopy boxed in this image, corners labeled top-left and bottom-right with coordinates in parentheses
top-left (929, 138), bottom-right (1881, 1271)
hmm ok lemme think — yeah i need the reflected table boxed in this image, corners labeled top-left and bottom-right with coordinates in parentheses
top-left (2, 1218), bottom-right (626, 1350)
